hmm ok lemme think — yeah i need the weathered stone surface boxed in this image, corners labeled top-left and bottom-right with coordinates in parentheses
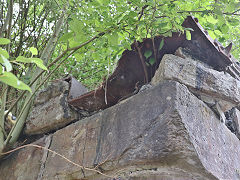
top-left (25, 80), bottom-right (79, 135)
top-left (40, 81), bottom-right (240, 180)
top-left (34, 80), bottom-right (69, 106)
top-left (231, 108), bottom-right (240, 139)
top-left (152, 54), bottom-right (240, 111)
top-left (0, 136), bottom-right (50, 180)
top-left (2, 81), bottom-right (240, 180)
top-left (226, 108), bottom-right (240, 140)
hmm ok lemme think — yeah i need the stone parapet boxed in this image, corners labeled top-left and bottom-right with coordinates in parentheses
top-left (2, 81), bottom-right (240, 179)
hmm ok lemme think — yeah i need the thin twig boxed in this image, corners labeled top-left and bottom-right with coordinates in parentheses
top-left (134, 41), bottom-right (149, 83)
top-left (232, 8), bottom-right (240, 14)
top-left (0, 144), bottom-right (116, 179)
top-left (175, 10), bottom-right (240, 16)
top-left (138, 5), bottom-right (148, 21)
top-left (5, 32), bottom-right (106, 119)
top-left (151, 0), bottom-right (157, 73)
top-left (152, 37), bottom-right (157, 73)
top-left (135, 5), bottom-right (148, 31)
top-left (94, 152), bottom-right (112, 170)
top-left (155, 10), bottom-right (240, 18)
top-left (104, 55), bottom-right (111, 105)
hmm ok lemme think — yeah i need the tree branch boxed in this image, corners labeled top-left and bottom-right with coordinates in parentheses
top-left (0, 1), bottom-right (10, 37)
top-left (135, 41), bottom-right (149, 83)
top-left (175, 10), bottom-right (240, 16)
top-left (5, 31), bottom-right (106, 122)
top-left (6, 0), bottom-right (13, 53)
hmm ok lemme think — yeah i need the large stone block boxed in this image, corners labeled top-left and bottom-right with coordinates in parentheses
top-left (25, 79), bottom-right (86, 135)
top-left (0, 136), bottom-right (50, 180)
top-left (2, 81), bottom-right (240, 180)
top-left (152, 54), bottom-right (240, 111)
top-left (34, 80), bottom-right (69, 106)
top-left (40, 81), bottom-right (240, 180)
top-left (25, 93), bottom-right (78, 135)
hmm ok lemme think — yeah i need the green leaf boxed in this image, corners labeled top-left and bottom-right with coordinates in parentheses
top-left (92, 52), bottom-right (100, 59)
top-left (184, 28), bottom-right (194, 31)
top-left (217, 15), bottom-right (226, 26)
top-left (214, 30), bottom-right (222, 36)
top-left (0, 48), bottom-right (9, 59)
top-left (69, 40), bottom-right (81, 48)
top-left (145, 61), bottom-right (150, 66)
top-left (0, 65), bottom-right (2, 74)
top-left (29, 47), bottom-right (38, 55)
top-left (12, 61), bottom-right (25, 69)
top-left (159, 22), bottom-right (169, 28)
top-left (149, 57), bottom-right (156, 65)
top-left (70, 19), bottom-right (84, 33)
top-left (16, 56), bottom-right (32, 63)
top-left (228, 18), bottom-right (239, 26)
top-left (144, 50), bottom-right (152, 59)
top-left (16, 56), bottom-right (47, 70)
top-left (59, 32), bottom-right (74, 42)
top-left (74, 30), bottom-right (88, 43)
top-left (208, 30), bottom-right (216, 40)
top-left (206, 16), bottom-right (218, 24)
top-left (30, 58), bottom-right (48, 70)
top-left (220, 24), bottom-right (229, 34)
top-left (163, 31), bottom-right (172, 37)
top-left (0, 72), bottom-right (32, 92)
top-left (0, 38), bottom-right (10, 45)
top-left (159, 39), bottom-right (164, 51)
top-left (186, 30), bottom-right (191, 40)
top-left (108, 32), bottom-right (119, 46)
top-left (226, 2), bottom-right (236, 12)
top-left (213, 8), bottom-right (223, 16)
top-left (96, 0), bottom-right (103, 5)
top-left (128, 11), bottom-right (137, 18)
top-left (201, 10), bottom-right (210, 16)
top-left (0, 54), bottom-right (12, 72)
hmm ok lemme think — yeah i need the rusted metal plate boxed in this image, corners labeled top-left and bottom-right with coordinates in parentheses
top-left (63, 76), bottom-right (88, 101)
top-left (68, 16), bottom-right (240, 112)
top-left (68, 34), bottom-right (186, 112)
top-left (182, 16), bottom-right (240, 80)
top-left (182, 16), bottom-right (230, 70)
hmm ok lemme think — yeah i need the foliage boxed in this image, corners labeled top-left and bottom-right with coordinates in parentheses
top-left (0, 0), bottom-right (240, 152)
top-left (0, 38), bottom-right (47, 92)
top-left (51, 0), bottom-right (240, 88)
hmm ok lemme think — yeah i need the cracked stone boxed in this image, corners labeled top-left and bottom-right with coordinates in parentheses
top-left (151, 54), bottom-right (240, 112)
top-left (2, 81), bottom-right (240, 180)
top-left (24, 80), bottom-right (85, 135)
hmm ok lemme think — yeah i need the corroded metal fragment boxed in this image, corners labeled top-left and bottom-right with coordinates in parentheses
top-left (68, 33), bottom-right (186, 111)
top-left (68, 16), bottom-right (240, 112)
